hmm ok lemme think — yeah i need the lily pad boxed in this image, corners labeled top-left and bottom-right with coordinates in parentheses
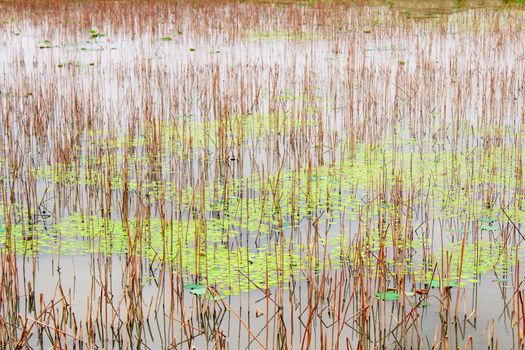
top-left (89, 29), bottom-right (105, 39)
top-left (375, 290), bottom-right (399, 301)
top-left (185, 283), bottom-right (207, 295)
top-left (429, 279), bottom-right (457, 288)
top-left (207, 293), bottom-right (223, 301)
top-left (413, 301), bottom-right (431, 308)
top-left (493, 278), bottom-right (509, 283)
top-left (480, 217), bottom-right (498, 223)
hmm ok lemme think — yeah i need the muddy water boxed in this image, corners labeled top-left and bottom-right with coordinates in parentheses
top-left (11, 253), bottom-right (522, 349)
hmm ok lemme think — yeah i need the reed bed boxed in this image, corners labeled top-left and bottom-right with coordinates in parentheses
top-left (1, 0), bottom-right (525, 348)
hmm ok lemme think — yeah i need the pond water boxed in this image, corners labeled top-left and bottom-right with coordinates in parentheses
top-left (1, 0), bottom-right (525, 349)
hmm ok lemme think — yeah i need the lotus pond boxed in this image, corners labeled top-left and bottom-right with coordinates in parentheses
top-left (2, 0), bottom-right (525, 349)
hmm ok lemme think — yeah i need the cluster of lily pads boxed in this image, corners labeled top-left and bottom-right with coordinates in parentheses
top-left (2, 136), bottom-right (523, 296)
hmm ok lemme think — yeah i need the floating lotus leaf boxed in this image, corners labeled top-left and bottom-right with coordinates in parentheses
top-left (429, 279), bottom-right (457, 288)
top-left (375, 290), bottom-right (399, 301)
top-left (185, 283), bottom-right (207, 295)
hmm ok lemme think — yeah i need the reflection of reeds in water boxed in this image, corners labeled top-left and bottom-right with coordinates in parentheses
top-left (1, 0), bottom-right (525, 348)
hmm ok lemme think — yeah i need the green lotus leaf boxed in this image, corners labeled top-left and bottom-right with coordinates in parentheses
top-left (375, 290), bottom-right (399, 301)
top-left (185, 283), bottom-right (207, 295)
